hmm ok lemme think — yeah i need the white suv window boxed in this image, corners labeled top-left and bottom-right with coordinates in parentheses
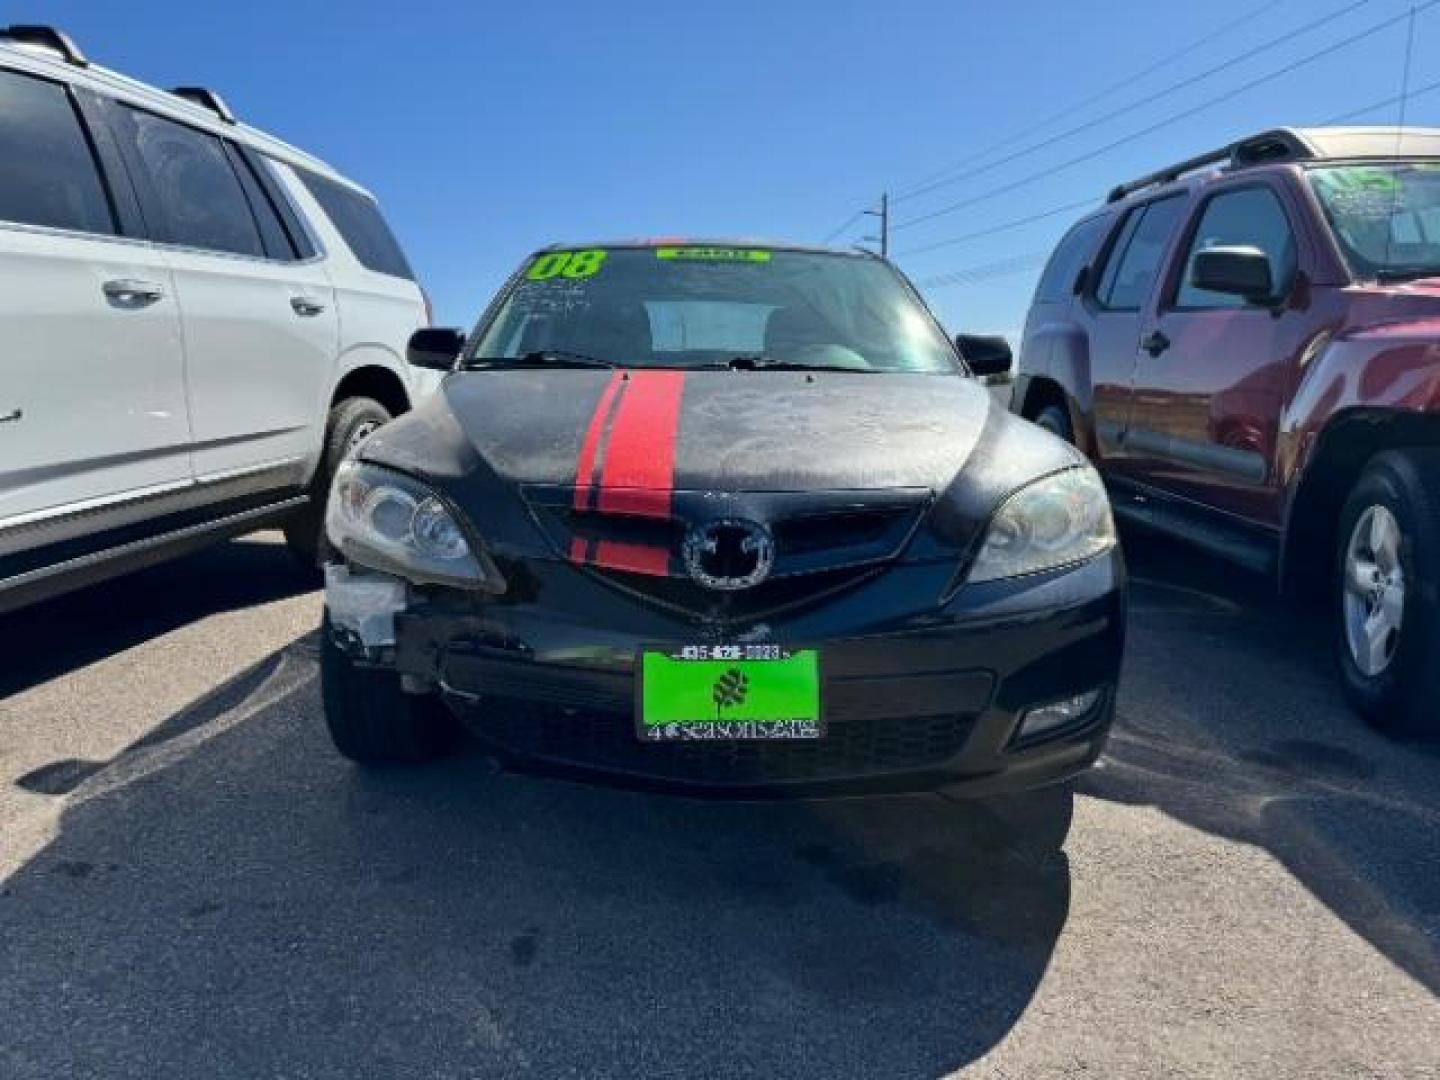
top-left (0, 67), bottom-right (114, 235)
top-left (119, 107), bottom-right (265, 257)
top-left (297, 170), bottom-right (414, 279)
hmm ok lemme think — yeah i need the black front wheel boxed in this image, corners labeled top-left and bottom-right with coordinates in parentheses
top-left (320, 617), bottom-right (460, 764)
top-left (1334, 449), bottom-right (1440, 737)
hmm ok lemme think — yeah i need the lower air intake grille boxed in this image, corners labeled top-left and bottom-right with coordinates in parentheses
top-left (458, 705), bottom-right (975, 785)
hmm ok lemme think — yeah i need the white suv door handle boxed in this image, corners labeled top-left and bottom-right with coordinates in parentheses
top-left (102, 279), bottom-right (166, 307)
top-left (290, 296), bottom-right (327, 317)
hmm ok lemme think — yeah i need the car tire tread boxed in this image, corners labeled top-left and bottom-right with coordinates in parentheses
top-left (320, 617), bottom-right (460, 763)
top-left (1334, 448), bottom-right (1440, 737)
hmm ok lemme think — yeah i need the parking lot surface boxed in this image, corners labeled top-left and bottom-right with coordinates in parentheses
top-left (1, 530), bottom-right (1437, 1079)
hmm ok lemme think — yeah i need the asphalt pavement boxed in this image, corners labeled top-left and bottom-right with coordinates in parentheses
top-left (1, 530), bottom-right (1437, 1079)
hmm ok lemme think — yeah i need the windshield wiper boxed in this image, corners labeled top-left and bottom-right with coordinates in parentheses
top-left (468, 350), bottom-right (620, 370)
top-left (726, 355), bottom-right (870, 373)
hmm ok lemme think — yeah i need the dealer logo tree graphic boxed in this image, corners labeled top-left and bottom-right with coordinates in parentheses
top-left (712, 667), bottom-right (749, 721)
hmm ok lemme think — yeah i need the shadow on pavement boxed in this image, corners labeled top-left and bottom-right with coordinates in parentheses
top-left (0, 533), bottom-right (316, 702)
top-left (0, 638), bottom-right (1073, 1078)
top-left (1086, 529), bottom-right (1440, 996)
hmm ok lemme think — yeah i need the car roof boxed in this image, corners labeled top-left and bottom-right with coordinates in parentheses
top-left (0, 34), bottom-right (367, 197)
top-left (533, 238), bottom-right (878, 259)
top-left (1105, 125), bottom-right (1440, 211)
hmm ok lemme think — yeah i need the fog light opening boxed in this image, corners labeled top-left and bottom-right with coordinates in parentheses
top-left (1016, 688), bottom-right (1104, 744)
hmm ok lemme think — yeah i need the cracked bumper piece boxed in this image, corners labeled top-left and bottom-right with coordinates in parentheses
top-left (328, 553), bottom-right (1125, 797)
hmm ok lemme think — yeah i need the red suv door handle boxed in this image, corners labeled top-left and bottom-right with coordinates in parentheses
top-left (1142, 330), bottom-right (1171, 357)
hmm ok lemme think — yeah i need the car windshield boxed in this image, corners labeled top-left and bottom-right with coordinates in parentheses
top-left (468, 246), bottom-right (959, 373)
top-left (1308, 162), bottom-right (1440, 281)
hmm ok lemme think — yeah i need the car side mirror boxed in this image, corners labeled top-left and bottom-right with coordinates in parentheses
top-left (408, 328), bottom-right (465, 371)
top-left (1191, 246), bottom-right (1275, 304)
top-left (955, 333), bottom-right (1013, 379)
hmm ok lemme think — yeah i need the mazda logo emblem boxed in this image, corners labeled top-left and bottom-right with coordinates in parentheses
top-left (682, 519), bottom-right (774, 591)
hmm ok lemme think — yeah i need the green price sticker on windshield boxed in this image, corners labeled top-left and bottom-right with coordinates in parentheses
top-left (526, 249), bottom-right (608, 281)
top-left (656, 247), bottom-right (772, 263)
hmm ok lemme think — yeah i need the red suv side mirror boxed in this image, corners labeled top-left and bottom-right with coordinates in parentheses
top-left (1192, 246), bottom-right (1275, 304)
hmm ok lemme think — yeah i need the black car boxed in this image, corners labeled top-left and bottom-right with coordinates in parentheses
top-left (318, 240), bottom-right (1126, 797)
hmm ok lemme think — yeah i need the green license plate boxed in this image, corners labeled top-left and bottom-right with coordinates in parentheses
top-left (637, 646), bottom-right (822, 742)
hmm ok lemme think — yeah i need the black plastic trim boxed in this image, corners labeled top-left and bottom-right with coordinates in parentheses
top-left (1, 25), bottom-right (88, 66)
top-left (242, 147), bottom-right (318, 260)
top-left (0, 494), bottom-right (306, 615)
top-left (170, 86), bottom-right (235, 124)
top-left (0, 479), bottom-right (307, 582)
top-left (1109, 478), bottom-right (1279, 575)
top-left (1121, 426), bottom-right (1268, 483)
top-left (70, 88), bottom-right (148, 239)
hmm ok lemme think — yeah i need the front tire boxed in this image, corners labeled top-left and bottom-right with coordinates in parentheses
top-left (1334, 450), bottom-right (1440, 737)
top-left (320, 617), bottom-right (460, 763)
top-left (286, 397), bottom-right (393, 568)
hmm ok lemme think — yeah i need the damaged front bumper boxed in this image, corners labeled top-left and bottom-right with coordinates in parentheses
top-left (324, 553), bottom-right (1126, 798)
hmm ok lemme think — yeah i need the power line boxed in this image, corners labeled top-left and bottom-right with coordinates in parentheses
top-left (1321, 72), bottom-right (1440, 123)
top-left (916, 251), bottom-right (1050, 291)
top-left (1381, 7), bottom-right (1419, 270)
top-left (894, 0), bottom-right (1290, 203)
top-left (1393, 7), bottom-right (1418, 133)
top-left (820, 209), bottom-right (865, 246)
top-left (821, 1), bottom-right (1301, 249)
top-left (897, 196), bottom-right (1099, 258)
top-left (894, 0), bottom-right (1355, 208)
top-left (897, 70), bottom-right (1440, 263)
top-left (891, 1), bottom-right (1436, 235)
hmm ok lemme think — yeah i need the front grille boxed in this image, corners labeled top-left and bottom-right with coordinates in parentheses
top-left (594, 563), bottom-right (881, 621)
top-left (521, 485), bottom-right (932, 620)
top-left (460, 703), bottom-right (976, 785)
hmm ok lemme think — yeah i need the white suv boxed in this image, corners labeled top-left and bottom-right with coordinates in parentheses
top-left (0, 25), bottom-right (439, 613)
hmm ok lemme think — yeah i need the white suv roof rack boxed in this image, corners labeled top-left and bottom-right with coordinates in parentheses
top-left (0, 24), bottom-right (88, 67)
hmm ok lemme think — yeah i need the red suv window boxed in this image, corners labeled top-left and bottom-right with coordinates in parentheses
top-left (1094, 196), bottom-right (1187, 311)
top-left (1173, 187), bottom-right (1296, 309)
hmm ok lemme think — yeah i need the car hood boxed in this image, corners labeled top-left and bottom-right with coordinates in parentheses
top-left (360, 367), bottom-right (1084, 581)
top-left (417, 368), bottom-right (995, 493)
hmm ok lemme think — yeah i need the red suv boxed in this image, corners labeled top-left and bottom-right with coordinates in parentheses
top-left (1012, 126), bottom-right (1440, 735)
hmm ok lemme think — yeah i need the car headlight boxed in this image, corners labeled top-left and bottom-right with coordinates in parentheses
top-left (325, 461), bottom-right (504, 591)
top-left (967, 466), bottom-right (1116, 583)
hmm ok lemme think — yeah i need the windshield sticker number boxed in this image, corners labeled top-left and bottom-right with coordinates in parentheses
top-left (527, 249), bottom-right (608, 281)
top-left (656, 247), bottom-right (773, 263)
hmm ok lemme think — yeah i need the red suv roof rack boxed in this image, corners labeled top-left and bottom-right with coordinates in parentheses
top-left (1107, 128), bottom-right (1317, 204)
top-left (1, 24), bottom-right (89, 67)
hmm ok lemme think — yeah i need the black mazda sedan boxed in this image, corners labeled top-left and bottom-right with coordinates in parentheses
top-left (319, 240), bottom-right (1125, 797)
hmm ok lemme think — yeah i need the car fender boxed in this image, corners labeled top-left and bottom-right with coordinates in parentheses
top-left (1283, 316), bottom-right (1440, 493)
top-left (1035, 322), bottom-right (1097, 454)
top-left (296, 343), bottom-right (419, 482)
top-left (337, 340), bottom-right (416, 399)
top-left (1278, 313), bottom-right (1440, 586)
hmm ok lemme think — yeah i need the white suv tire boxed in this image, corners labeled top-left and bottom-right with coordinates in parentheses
top-left (285, 396), bottom-right (393, 567)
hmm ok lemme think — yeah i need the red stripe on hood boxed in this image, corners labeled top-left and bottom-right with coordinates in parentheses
top-left (590, 539), bottom-right (670, 576)
top-left (596, 370), bottom-right (686, 519)
top-left (572, 372), bottom-right (626, 511)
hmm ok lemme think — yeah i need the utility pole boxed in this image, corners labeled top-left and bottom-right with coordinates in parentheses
top-left (862, 193), bottom-right (889, 258)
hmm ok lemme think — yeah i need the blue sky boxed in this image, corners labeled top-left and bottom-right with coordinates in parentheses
top-left (49, 0), bottom-right (1439, 337)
